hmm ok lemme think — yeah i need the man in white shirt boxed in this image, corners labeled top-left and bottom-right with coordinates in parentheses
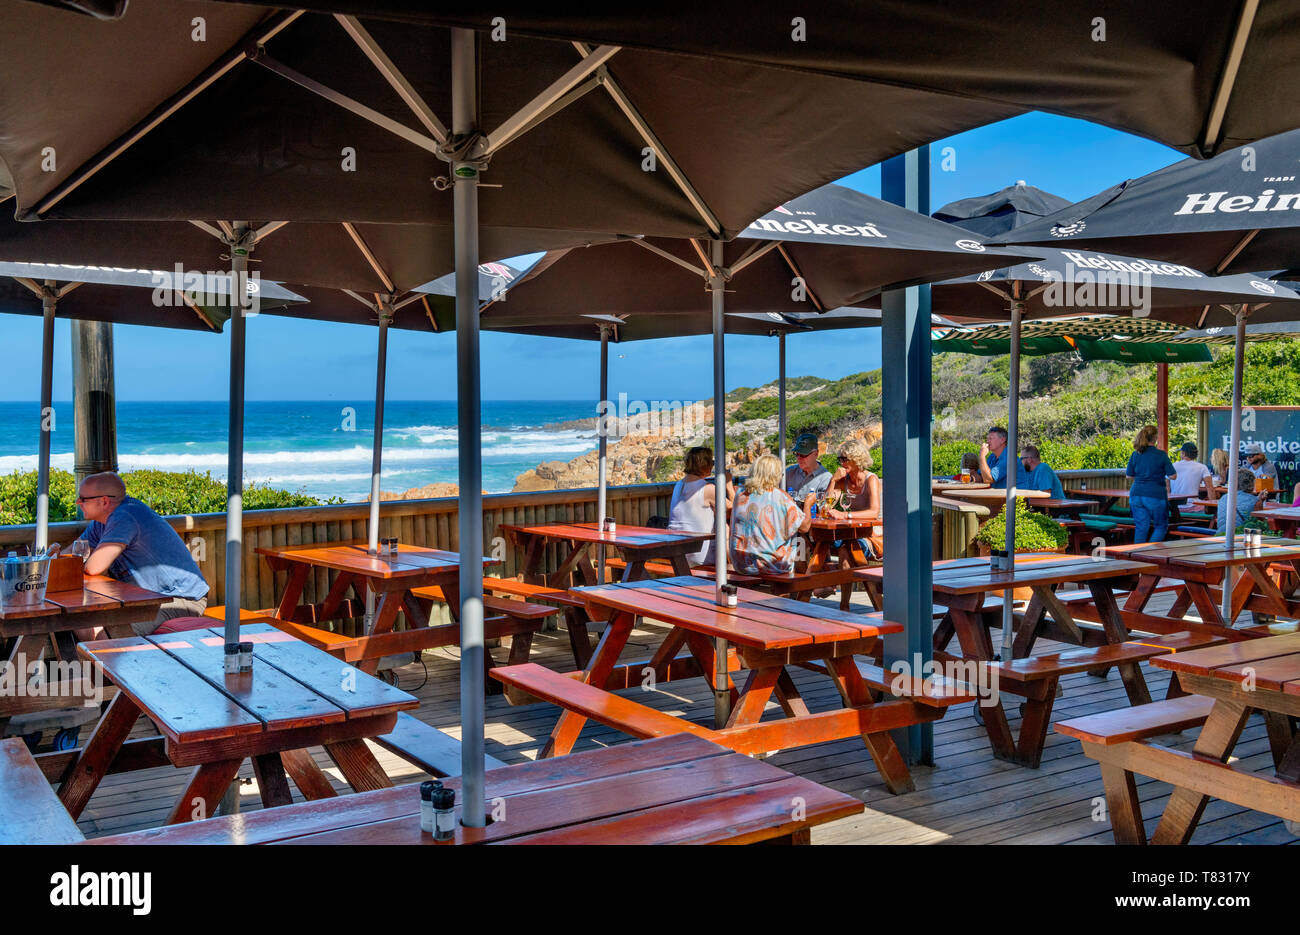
top-left (1168, 442), bottom-right (1212, 526)
top-left (783, 432), bottom-right (831, 500)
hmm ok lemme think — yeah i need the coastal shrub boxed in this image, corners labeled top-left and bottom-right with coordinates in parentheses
top-left (650, 455), bottom-right (683, 483)
top-left (732, 395), bottom-right (778, 422)
top-left (0, 469), bottom-right (337, 526)
top-left (974, 499), bottom-right (1067, 552)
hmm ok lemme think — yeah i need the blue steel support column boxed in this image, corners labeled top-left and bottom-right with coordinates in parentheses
top-left (880, 147), bottom-right (934, 765)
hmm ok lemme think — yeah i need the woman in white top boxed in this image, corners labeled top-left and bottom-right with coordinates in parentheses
top-left (668, 446), bottom-right (734, 565)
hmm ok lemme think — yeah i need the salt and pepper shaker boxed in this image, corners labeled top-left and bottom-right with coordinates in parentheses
top-left (420, 780), bottom-right (439, 833)
top-left (718, 583), bottom-right (738, 608)
top-left (238, 641), bottom-right (254, 673)
top-left (603, 518), bottom-right (616, 535)
top-left (224, 643), bottom-right (240, 675)
top-left (433, 785), bottom-right (456, 840)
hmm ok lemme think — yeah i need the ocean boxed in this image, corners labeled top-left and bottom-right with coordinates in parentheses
top-left (0, 400), bottom-right (599, 501)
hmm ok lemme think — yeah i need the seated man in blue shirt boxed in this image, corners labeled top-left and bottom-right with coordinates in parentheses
top-left (74, 472), bottom-right (210, 636)
top-left (977, 426), bottom-right (1029, 489)
top-left (1019, 445), bottom-right (1065, 500)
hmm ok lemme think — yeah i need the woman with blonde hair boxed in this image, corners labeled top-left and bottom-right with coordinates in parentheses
top-left (729, 453), bottom-right (813, 575)
top-left (1126, 424), bottom-right (1176, 542)
top-left (825, 436), bottom-right (883, 558)
top-left (667, 446), bottom-right (733, 565)
top-left (1207, 448), bottom-right (1230, 500)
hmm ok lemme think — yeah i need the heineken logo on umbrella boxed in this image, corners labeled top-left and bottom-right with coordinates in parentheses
top-left (1029, 264), bottom-right (1052, 279)
top-left (1050, 220), bottom-right (1086, 237)
top-left (977, 269), bottom-right (996, 281)
top-left (1250, 280), bottom-right (1277, 294)
top-left (954, 239), bottom-right (985, 252)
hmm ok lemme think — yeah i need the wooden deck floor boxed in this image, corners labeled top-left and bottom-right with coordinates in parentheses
top-left (66, 590), bottom-right (1298, 844)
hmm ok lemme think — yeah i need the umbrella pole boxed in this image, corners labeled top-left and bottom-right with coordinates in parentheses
top-left (1001, 296), bottom-right (1024, 660)
top-left (224, 224), bottom-right (252, 652)
top-left (364, 302), bottom-right (393, 630)
top-left (777, 331), bottom-right (787, 466)
top-left (451, 27), bottom-right (487, 829)
top-left (709, 239), bottom-right (731, 728)
top-left (1221, 305), bottom-right (1247, 624)
top-left (596, 324), bottom-right (610, 583)
top-left (35, 284), bottom-right (56, 553)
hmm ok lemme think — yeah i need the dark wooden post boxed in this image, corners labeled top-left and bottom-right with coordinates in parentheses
top-left (71, 319), bottom-right (118, 488)
top-left (1156, 363), bottom-right (1169, 451)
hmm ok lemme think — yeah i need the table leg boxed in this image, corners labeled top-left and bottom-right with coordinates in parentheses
top-left (547, 542), bottom-right (593, 589)
top-left (681, 631), bottom-right (740, 725)
top-left (520, 534), bottom-right (546, 585)
top-left (774, 669), bottom-right (811, 718)
top-left (620, 558), bottom-right (647, 582)
top-left (1099, 761), bottom-right (1147, 845)
top-left (825, 655), bottom-right (913, 794)
top-left (357, 589), bottom-right (405, 675)
top-left (1275, 730), bottom-right (1300, 784)
top-left (1015, 677), bottom-right (1058, 768)
top-left (1243, 563), bottom-right (1290, 617)
top-left (564, 606), bottom-right (594, 670)
top-left (251, 752), bottom-right (295, 808)
top-left (280, 747), bottom-right (338, 800)
top-left (167, 758), bottom-right (245, 824)
top-left (1151, 698), bottom-right (1251, 845)
top-left (669, 553), bottom-right (693, 578)
top-left (318, 571), bottom-right (357, 623)
top-left (323, 738), bottom-right (393, 792)
top-left (58, 690), bottom-right (142, 820)
top-left (949, 606), bottom-right (1016, 761)
top-left (276, 563), bottom-right (311, 621)
top-left (724, 666), bottom-right (781, 729)
top-left (1262, 711), bottom-right (1297, 770)
top-left (647, 627), bottom-right (689, 685)
top-left (1089, 580), bottom-right (1151, 706)
top-left (1184, 580), bottom-right (1228, 628)
top-left (540, 610), bottom-right (637, 758)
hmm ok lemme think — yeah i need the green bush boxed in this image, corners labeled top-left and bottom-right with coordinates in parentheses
top-left (732, 395), bottom-right (778, 421)
top-left (974, 499), bottom-right (1068, 551)
top-left (0, 469), bottom-right (338, 525)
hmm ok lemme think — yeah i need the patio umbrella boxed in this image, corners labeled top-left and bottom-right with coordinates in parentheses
top-left (933, 182), bottom-right (1071, 240)
top-left (210, 1), bottom-right (1300, 160)
top-left (0, 262), bottom-right (305, 552)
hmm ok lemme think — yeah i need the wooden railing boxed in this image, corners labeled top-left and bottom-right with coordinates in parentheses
top-left (0, 471), bottom-right (1131, 616)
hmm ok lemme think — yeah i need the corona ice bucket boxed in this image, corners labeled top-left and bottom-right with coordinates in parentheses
top-left (1, 554), bottom-right (51, 611)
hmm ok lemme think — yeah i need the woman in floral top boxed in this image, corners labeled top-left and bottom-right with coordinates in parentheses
top-left (730, 453), bottom-right (814, 575)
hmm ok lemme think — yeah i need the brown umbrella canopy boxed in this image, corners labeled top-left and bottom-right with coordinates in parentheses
top-left (210, 1), bottom-right (1300, 159)
top-left (0, 0), bottom-right (1023, 234)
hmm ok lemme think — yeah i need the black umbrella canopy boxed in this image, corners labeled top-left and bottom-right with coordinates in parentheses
top-left (0, 0), bottom-right (1019, 239)
top-left (0, 259), bottom-right (306, 331)
top-left (466, 184), bottom-right (1037, 334)
top-left (994, 129), bottom-right (1300, 275)
top-left (933, 182), bottom-right (1071, 239)
top-left (213, 1), bottom-right (1300, 159)
top-left (866, 245), bottom-right (1300, 327)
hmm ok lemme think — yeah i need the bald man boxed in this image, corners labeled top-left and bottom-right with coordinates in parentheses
top-left (74, 472), bottom-right (209, 635)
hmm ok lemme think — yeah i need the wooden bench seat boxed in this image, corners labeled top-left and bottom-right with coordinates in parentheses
top-left (482, 576), bottom-right (586, 608)
top-left (372, 711), bottom-right (508, 778)
top-left (1054, 695), bottom-right (1216, 745)
top-left (411, 586), bottom-right (563, 624)
top-left (854, 661), bottom-right (979, 707)
top-left (605, 558), bottom-right (764, 587)
top-left (203, 607), bottom-right (363, 657)
top-left (0, 738), bottom-right (85, 844)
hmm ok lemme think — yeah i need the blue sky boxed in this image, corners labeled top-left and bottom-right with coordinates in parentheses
top-left (4, 112), bottom-right (1182, 403)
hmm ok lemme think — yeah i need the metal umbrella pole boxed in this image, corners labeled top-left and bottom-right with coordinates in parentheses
top-left (708, 239), bottom-right (731, 727)
top-left (224, 224), bottom-right (253, 653)
top-left (596, 324), bottom-right (611, 583)
top-left (451, 27), bottom-right (487, 829)
top-left (777, 330), bottom-right (787, 466)
top-left (364, 300), bottom-right (394, 630)
top-left (35, 283), bottom-right (57, 553)
top-left (1001, 293), bottom-right (1024, 660)
top-left (1221, 304), bottom-right (1247, 624)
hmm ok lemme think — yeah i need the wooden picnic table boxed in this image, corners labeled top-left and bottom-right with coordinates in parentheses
top-left (1030, 497), bottom-right (1098, 518)
top-left (527, 575), bottom-right (954, 794)
top-left (57, 622), bottom-right (417, 826)
top-left (858, 552), bottom-right (1163, 767)
top-left (503, 522), bottom-right (711, 588)
top-left (801, 515), bottom-right (879, 610)
top-left (1132, 633), bottom-right (1300, 843)
top-left (255, 541), bottom-right (495, 673)
top-left (938, 486), bottom-right (1049, 517)
top-left (83, 734), bottom-right (863, 845)
top-left (1254, 504), bottom-right (1300, 538)
top-left (931, 479), bottom-right (990, 493)
top-left (1105, 536), bottom-right (1300, 640)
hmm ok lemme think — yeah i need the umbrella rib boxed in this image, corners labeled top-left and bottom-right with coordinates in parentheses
top-left (575, 42), bottom-right (722, 236)
top-left (421, 295), bottom-right (439, 332)
top-left (341, 223), bottom-right (396, 294)
top-left (1214, 228), bottom-right (1260, 273)
top-left (34, 10), bottom-right (303, 217)
top-left (334, 15), bottom-right (448, 143)
top-left (1201, 0), bottom-right (1260, 154)
top-left (728, 240), bottom-right (780, 276)
top-left (483, 45), bottom-right (620, 156)
top-left (627, 237), bottom-right (708, 278)
top-left (774, 244), bottom-right (824, 312)
top-left (253, 54), bottom-right (441, 155)
top-left (189, 220), bottom-right (226, 241)
top-left (343, 289), bottom-right (377, 310)
top-left (251, 222), bottom-right (290, 245)
top-left (180, 293), bottom-right (219, 332)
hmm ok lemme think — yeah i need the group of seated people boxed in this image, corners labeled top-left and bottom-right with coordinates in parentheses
top-left (952, 426), bottom-right (1066, 499)
top-left (667, 432), bottom-right (881, 576)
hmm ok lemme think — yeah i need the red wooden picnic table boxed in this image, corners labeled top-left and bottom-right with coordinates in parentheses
top-left (83, 734), bottom-right (863, 845)
top-left (57, 622), bottom-right (417, 826)
top-left (800, 515), bottom-right (880, 610)
top-left (503, 522), bottom-right (711, 587)
top-left (255, 541), bottom-right (495, 673)
top-left (532, 575), bottom-right (953, 794)
top-left (1030, 497), bottom-right (1098, 518)
top-left (1254, 505), bottom-right (1300, 539)
top-left (1105, 536), bottom-right (1300, 640)
top-left (1063, 486), bottom-right (1131, 514)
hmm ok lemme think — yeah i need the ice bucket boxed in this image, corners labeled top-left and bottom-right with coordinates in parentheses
top-left (1, 554), bottom-right (52, 611)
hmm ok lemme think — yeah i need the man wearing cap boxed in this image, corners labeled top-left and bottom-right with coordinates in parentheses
top-left (784, 432), bottom-right (832, 500)
top-left (1243, 442), bottom-right (1278, 490)
top-left (73, 471), bottom-right (209, 636)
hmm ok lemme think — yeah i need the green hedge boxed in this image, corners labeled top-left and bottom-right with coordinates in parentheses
top-left (932, 435), bottom-right (1131, 476)
top-left (0, 469), bottom-right (339, 526)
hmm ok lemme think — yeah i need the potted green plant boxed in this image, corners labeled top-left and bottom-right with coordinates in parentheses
top-left (974, 498), bottom-right (1069, 555)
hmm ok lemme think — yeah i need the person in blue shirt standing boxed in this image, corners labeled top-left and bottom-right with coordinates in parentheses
top-left (1019, 445), bottom-right (1065, 500)
top-left (1125, 425), bottom-right (1177, 543)
top-left (73, 472), bottom-right (210, 635)
top-left (977, 426), bottom-right (1028, 489)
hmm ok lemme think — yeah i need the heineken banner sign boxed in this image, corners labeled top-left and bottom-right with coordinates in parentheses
top-left (1197, 406), bottom-right (1300, 497)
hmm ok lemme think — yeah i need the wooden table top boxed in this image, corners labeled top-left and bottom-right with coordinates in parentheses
top-left (805, 516), bottom-right (880, 534)
top-left (931, 480), bottom-right (991, 491)
top-left (78, 622), bottom-right (417, 746)
top-left (1064, 487), bottom-right (1131, 499)
top-left (0, 574), bottom-right (167, 620)
top-left (255, 542), bottom-right (491, 579)
top-left (1254, 505), bottom-right (1300, 522)
top-left (83, 734), bottom-right (864, 846)
top-left (939, 487), bottom-right (1050, 501)
top-left (1106, 536), bottom-right (1300, 570)
top-left (504, 522), bottom-right (711, 550)
top-left (576, 576), bottom-right (899, 650)
top-left (1150, 632), bottom-right (1300, 696)
top-left (1033, 498), bottom-right (1098, 511)
top-left (860, 552), bottom-right (1155, 596)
